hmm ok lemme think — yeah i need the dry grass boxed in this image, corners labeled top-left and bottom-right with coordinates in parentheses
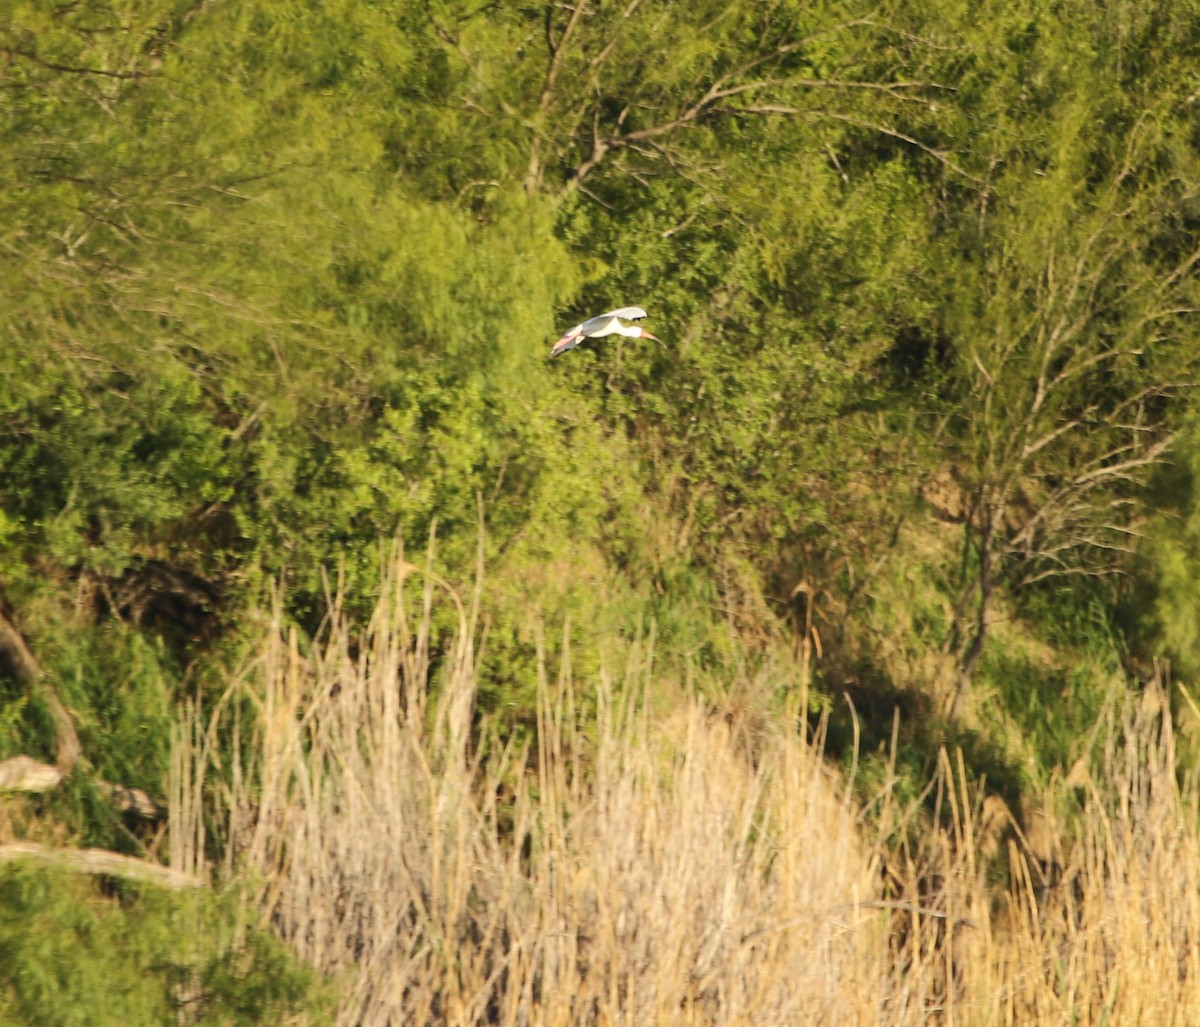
top-left (175, 550), bottom-right (1200, 1025)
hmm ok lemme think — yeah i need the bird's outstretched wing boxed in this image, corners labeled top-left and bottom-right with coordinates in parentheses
top-left (596, 306), bottom-right (648, 323)
top-left (576, 306), bottom-right (648, 337)
top-left (550, 331), bottom-right (583, 358)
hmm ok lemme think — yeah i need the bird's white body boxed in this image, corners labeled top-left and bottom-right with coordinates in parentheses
top-left (550, 306), bottom-right (658, 357)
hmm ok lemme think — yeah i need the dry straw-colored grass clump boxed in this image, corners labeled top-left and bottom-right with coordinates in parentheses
top-left (175, 549), bottom-right (1200, 1025)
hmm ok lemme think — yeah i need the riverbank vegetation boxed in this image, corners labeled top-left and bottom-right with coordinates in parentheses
top-left (4, 0), bottom-right (1200, 1021)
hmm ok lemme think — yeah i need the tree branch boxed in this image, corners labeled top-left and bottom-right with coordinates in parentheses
top-left (817, 112), bottom-right (983, 184)
top-left (527, 0), bottom-right (591, 192)
top-left (2, 47), bottom-right (152, 81)
top-left (0, 608), bottom-right (81, 770)
top-left (0, 841), bottom-right (200, 889)
top-left (0, 755), bottom-right (164, 819)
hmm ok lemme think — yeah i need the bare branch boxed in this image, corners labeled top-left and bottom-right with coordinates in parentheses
top-left (0, 755), bottom-right (62, 792)
top-left (0, 608), bottom-right (81, 770)
top-left (0, 755), bottom-right (164, 819)
top-left (1019, 407), bottom-right (1101, 461)
top-left (1072, 437), bottom-right (1174, 488)
top-left (527, 1), bottom-right (592, 192)
top-left (539, 2), bottom-right (588, 110)
top-left (817, 112), bottom-right (983, 184)
top-left (0, 841), bottom-right (200, 889)
top-left (2, 46), bottom-right (151, 81)
top-left (543, 10), bottom-right (967, 193)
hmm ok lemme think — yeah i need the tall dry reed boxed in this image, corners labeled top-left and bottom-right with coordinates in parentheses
top-left (175, 548), bottom-right (1200, 1025)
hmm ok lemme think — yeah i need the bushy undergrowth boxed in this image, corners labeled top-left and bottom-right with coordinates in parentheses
top-left (0, 866), bottom-right (330, 1026)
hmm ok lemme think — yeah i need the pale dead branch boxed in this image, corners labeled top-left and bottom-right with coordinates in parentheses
top-left (0, 754), bottom-right (165, 819)
top-left (0, 607), bottom-right (81, 770)
top-left (0, 841), bottom-right (200, 890)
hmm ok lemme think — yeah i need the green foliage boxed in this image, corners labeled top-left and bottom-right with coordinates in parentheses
top-left (985, 591), bottom-right (1124, 775)
top-left (1148, 418), bottom-right (1200, 682)
top-left (9, 0), bottom-right (1200, 1018)
top-left (4, 0), bottom-right (1200, 947)
top-left (0, 865), bottom-right (329, 1025)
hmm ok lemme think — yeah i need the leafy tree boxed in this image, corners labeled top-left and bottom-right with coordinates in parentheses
top-left (930, 1), bottom-right (1200, 711)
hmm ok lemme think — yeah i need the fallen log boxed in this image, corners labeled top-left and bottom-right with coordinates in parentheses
top-left (0, 840), bottom-right (202, 890)
top-left (0, 755), bottom-right (164, 820)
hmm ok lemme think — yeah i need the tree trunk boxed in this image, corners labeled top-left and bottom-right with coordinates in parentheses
top-left (0, 607), bottom-right (82, 771)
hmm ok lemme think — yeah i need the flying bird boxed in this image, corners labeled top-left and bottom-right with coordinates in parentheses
top-left (550, 306), bottom-right (659, 358)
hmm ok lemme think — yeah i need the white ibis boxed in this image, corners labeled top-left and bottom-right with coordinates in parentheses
top-left (550, 306), bottom-right (659, 358)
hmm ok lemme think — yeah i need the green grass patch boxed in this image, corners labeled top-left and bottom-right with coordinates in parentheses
top-left (0, 864), bottom-right (331, 1026)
